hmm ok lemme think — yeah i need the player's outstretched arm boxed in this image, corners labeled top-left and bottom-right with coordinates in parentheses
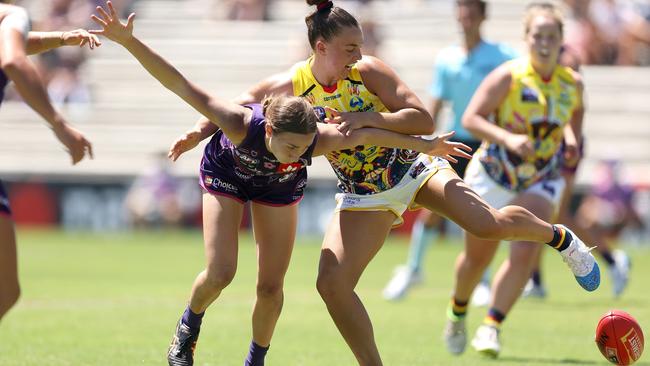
top-left (168, 71), bottom-right (294, 161)
top-left (90, 1), bottom-right (248, 143)
top-left (0, 10), bottom-right (92, 164)
top-left (313, 123), bottom-right (472, 163)
top-left (26, 29), bottom-right (101, 55)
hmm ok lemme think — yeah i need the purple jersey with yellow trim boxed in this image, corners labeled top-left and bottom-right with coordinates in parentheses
top-left (200, 104), bottom-right (316, 205)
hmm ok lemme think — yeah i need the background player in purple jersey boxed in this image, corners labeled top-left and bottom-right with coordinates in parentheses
top-left (167, 0), bottom-right (602, 364)
top-left (0, 0), bottom-right (97, 322)
top-left (89, 3), bottom-right (472, 365)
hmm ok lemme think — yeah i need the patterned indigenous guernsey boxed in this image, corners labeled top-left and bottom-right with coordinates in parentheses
top-left (291, 58), bottom-right (420, 195)
top-left (476, 57), bottom-right (580, 190)
top-left (0, 70), bottom-right (12, 216)
top-left (200, 104), bottom-right (317, 205)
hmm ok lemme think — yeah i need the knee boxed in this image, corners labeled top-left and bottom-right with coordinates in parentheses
top-left (316, 268), bottom-right (346, 301)
top-left (256, 282), bottom-right (283, 301)
top-left (204, 267), bottom-right (236, 292)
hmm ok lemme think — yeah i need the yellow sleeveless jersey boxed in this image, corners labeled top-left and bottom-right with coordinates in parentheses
top-left (291, 58), bottom-right (419, 194)
top-left (476, 57), bottom-right (581, 190)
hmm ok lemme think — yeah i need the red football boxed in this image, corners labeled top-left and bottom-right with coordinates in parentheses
top-left (596, 310), bottom-right (644, 365)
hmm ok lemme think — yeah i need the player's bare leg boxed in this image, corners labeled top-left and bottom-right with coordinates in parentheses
top-left (0, 215), bottom-right (20, 321)
top-left (317, 210), bottom-right (395, 366)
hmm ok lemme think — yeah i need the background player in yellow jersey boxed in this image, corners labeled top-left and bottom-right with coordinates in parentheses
top-left (444, 2), bottom-right (588, 358)
top-left (524, 45), bottom-right (631, 299)
top-left (171, 1), bottom-right (599, 364)
top-left (382, 0), bottom-right (518, 304)
top-left (0, 0), bottom-right (97, 322)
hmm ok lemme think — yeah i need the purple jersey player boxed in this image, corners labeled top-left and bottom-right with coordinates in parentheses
top-left (89, 3), bottom-right (472, 365)
top-left (200, 103), bottom-right (316, 206)
top-left (0, 1), bottom-right (98, 322)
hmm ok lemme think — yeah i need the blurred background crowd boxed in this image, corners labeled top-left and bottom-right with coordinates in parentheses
top-left (0, 0), bottom-right (648, 243)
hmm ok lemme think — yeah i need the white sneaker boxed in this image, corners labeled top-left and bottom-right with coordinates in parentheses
top-left (556, 225), bottom-right (600, 291)
top-left (443, 316), bottom-right (467, 355)
top-left (471, 324), bottom-right (501, 358)
top-left (610, 249), bottom-right (631, 297)
top-left (382, 266), bottom-right (422, 301)
top-left (522, 278), bottom-right (547, 299)
top-left (470, 281), bottom-right (491, 307)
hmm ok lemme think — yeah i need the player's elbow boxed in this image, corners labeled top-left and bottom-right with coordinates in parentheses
top-left (418, 114), bottom-right (435, 135)
top-left (1, 57), bottom-right (27, 75)
top-left (462, 113), bottom-right (476, 132)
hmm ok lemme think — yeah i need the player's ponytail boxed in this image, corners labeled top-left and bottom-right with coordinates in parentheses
top-left (304, 0), bottom-right (359, 49)
top-left (262, 95), bottom-right (318, 135)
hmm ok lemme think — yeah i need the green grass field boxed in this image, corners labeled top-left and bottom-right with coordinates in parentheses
top-left (1, 229), bottom-right (649, 366)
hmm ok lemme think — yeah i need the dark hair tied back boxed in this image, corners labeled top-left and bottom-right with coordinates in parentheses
top-left (317, 0), bottom-right (333, 12)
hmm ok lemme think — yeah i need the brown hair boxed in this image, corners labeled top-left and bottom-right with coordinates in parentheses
top-left (305, 0), bottom-right (360, 49)
top-left (457, 0), bottom-right (487, 16)
top-left (524, 2), bottom-right (564, 36)
top-left (262, 95), bottom-right (318, 134)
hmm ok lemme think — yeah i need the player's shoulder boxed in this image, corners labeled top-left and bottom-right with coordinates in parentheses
top-left (356, 55), bottom-right (398, 78)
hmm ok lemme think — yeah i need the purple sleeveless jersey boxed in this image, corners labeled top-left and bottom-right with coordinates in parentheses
top-left (1, 70), bottom-right (12, 216)
top-left (200, 104), bottom-right (317, 206)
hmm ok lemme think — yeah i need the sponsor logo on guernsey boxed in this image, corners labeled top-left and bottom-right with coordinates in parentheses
top-left (521, 87), bottom-right (539, 102)
top-left (350, 96), bottom-right (364, 109)
top-left (234, 169), bottom-right (253, 181)
top-left (314, 106), bottom-right (327, 121)
top-left (621, 328), bottom-right (643, 360)
top-left (204, 176), bottom-right (213, 185)
top-left (237, 152), bottom-right (258, 165)
top-left (277, 163), bottom-right (302, 173)
top-left (279, 172), bottom-right (297, 183)
top-left (348, 84), bottom-right (360, 96)
top-left (264, 162), bottom-right (277, 170)
top-left (296, 179), bottom-right (307, 190)
top-left (323, 93), bottom-right (342, 101)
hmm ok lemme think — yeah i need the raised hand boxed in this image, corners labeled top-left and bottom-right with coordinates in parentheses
top-left (52, 122), bottom-right (94, 164)
top-left (61, 29), bottom-right (102, 49)
top-left (89, 1), bottom-right (136, 45)
top-left (168, 129), bottom-right (202, 162)
top-left (426, 131), bottom-right (473, 164)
